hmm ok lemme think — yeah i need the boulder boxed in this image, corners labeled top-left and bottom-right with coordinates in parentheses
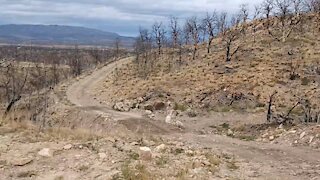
top-left (38, 148), bottom-right (54, 157)
top-left (63, 144), bottom-right (73, 150)
top-left (139, 147), bottom-right (152, 161)
top-left (10, 157), bottom-right (33, 166)
top-left (155, 144), bottom-right (167, 153)
top-left (113, 102), bottom-right (130, 112)
top-left (154, 101), bottom-right (166, 110)
top-left (227, 129), bottom-right (234, 136)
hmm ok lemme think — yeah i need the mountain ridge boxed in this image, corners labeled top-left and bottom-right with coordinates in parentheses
top-left (0, 24), bottom-right (134, 47)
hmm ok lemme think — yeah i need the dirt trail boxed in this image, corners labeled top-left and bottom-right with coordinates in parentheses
top-left (66, 57), bottom-right (320, 179)
top-left (67, 57), bottom-right (142, 121)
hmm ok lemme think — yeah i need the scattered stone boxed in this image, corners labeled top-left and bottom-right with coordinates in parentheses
top-left (139, 147), bottom-right (152, 161)
top-left (130, 142), bottom-right (139, 146)
top-left (309, 136), bottom-right (314, 144)
top-left (269, 136), bottom-right (275, 141)
top-left (278, 124), bottom-right (283, 129)
top-left (186, 150), bottom-right (195, 156)
top-left (98, 153), bottom-right (107, 160)
top-left (186, 108), bottom-right (197, 117)
top-left (11, 157), bottom-right (33, 166)
top-left (289, 130), bottom-right (297, 134)
top-left (155, 144), bottom-right (167, 153)
top-left (145, 110), bottom-right (153, 115)
top-left (165, 111), bottom-right (173, 124)
top-left (63, 144), bottom-right (73, 150)
top-left (113, 102), bottom-right (130, 112)
top-left (144, 104), bottom-right (154, 111)
top-left (227, 129), bottom-right (234, 136)
top-left (145, 110), bottom-right (155, 118)
top-left (175, 120), bottom-right (184, 128)
top-left (300, 132), bottom-right (306, 139)
top-left (38, 148), bottom-right (54, 157)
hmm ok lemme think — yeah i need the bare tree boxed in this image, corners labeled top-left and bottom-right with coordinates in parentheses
top-left (262, 0), bottom-right (275, 30)
top-left (169, 16), bottom-right (180, 48)
top-left (70, 45), bottom-right (82, 76)
top-left (134, 28), bottom-right (152, 78)
top-left (114, 37), bottom-right (121, 60)
top-left (185, 16), bottom-right (200, 60)
top-left (252, 4), bottom-right (262, 43)
top-left (1, 60), bottom-right (30, 115)
top-left (303, 0), bottom-right (320, 12)
top-left (221, 14), bottom-right (242, 62)
top-left (269, 0), bottom-right (302, 42)
top-left (203, 11), bottom-right (218, 54)
top-left (152, 22), bottom-right (166, 56)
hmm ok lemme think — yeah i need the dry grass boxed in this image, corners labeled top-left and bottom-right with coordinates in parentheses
top-left (98, 15), bottom-right (320, 115)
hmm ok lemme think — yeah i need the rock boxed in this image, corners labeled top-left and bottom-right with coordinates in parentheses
top-left (227, 129), bottom-right (234, 136)
top-left (269, 136), bottom-right (275, 141)
top-left (113, 102), bottom-right (130, 112)
top-left (175, 120), bottom-right (184, 128)
top-left (139, 147), bottom-right (152, 161)
top-left (309, 136), bottom-right (315, 144)
top-left (144, 104), bottom-right (154, 111)
top-left (130, 142), bottom-right (139, 146)
top-left (278, 124), bottom-right (283, 129)
top-left (137, 97), bottom-right (144, 103)
top-left (11, 157), bottom-right (33, 166)
top-left (98, 153), bottom-right (107, 159)
top-left (192, 159), bottom-right (202, 168)
top-left (165, 111), bottom-right (173, 124)
top-left (154, 101), bottom-right (166, 110)
top-left (186, 108), bottom-right (197, 117)
top-left (155, 144), bottom-right (167, 153)
top-left (289, 130), bottom-right (297, 134)
top-left (300, 132), bottom-right (306, 139)
top-left (38, 148), bottom-right (54, 157)
top-left (63, 144), bottom-right (72, 150)
top-left (186, 150), bottom-right (195, 156)
top-left (145, 110), bottom-right (155, 118)
top-left (145, 110), bottom-right (153, 115)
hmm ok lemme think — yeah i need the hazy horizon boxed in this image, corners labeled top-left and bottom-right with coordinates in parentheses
top-left (0, 0), bottom-right (263, 36)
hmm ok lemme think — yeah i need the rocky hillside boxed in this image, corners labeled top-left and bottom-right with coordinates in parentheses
top-left (95, 14), bottom-right (320, 123)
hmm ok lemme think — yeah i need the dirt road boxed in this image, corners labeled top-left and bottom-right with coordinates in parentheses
top-left (66, 57), bottom-right (320, 179)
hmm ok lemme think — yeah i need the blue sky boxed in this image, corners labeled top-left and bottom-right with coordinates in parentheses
top-left (0, 0), bottom-right (263, 36)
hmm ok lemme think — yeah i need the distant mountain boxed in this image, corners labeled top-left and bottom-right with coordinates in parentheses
top-left (0, 24), bottom-right (135, 47)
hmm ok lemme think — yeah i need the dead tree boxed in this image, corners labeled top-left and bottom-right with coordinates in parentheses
top-left (252, 4), bottom-right (262, 43)
top-left (262, 0), bottom-right (275, 30)
top-left (134, 28), bottom-right (152, 78)
top-left (268, 0), bottom-right (302, 42)
top-left (70, 45), bottom-right (82, 76)
top-left (267, 91), bottom-right (278, 122)
top-left (90, 47), bottom-right (102, 65)
top-left (185, 16), bottom-right (200, 60)
top-left (152, 22), bottom-right (166, 56)
top-left (114, 37), bottom-right (121, 60)
top-left (169, 16), bottom-right (180, 48)
top-left (203, 11), bottom-right (218, 54)
top-left (303, 0), bottom-right (320, 12)
top-left (222, 15), bottom-right (242, 62)
top-left (1, 61), bottom-right (30, 115)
